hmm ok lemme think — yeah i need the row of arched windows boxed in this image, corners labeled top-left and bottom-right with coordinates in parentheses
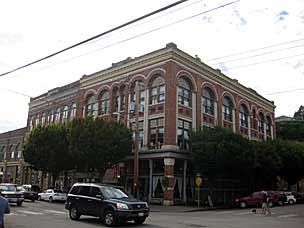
top-left (29, 102), bottom-right (77, 130)
top-left (0, 144), bottom-right (22, 161)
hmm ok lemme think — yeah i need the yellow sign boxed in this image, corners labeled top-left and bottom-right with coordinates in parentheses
top-left (195, 177), bottom-right (202, 186)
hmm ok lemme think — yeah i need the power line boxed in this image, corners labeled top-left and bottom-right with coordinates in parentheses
top-left (265, 88), bottom-right (304, 96)
top-left (224, 52), bottom-right (304, 70)
top-left (207, 37), bottom-right (304, 62)
top-left (35, 0), bottom-right (241, 72)
top-left (212, 43), bottom-right (304, 65)
top-left (0, 0), bottom-right (189, 77)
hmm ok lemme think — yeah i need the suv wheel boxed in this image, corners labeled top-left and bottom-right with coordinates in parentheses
top-left (240, 201), bottom-right (247, 208)
top-left (69, 206), bottom-right (80, 220)
top-left (16, 202), bottom-right (22, 207)
top-left (278, 200), bottom-right (284, 206)
top-left (288, 199), bottom-right (295, 205)
top-left (104, 210), bottom-right (116, 227)
top-left (134, 217), bottom-right (146, 225)
top-left (49, 197), bottom-right (53, 203)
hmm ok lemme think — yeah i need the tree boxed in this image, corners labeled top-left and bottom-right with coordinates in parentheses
top-left (68, 117), bottom-right (132, 182)
top-left (23, 124), bottom-right (73, 187)
top-left (294, 105), bottom-right (304, 120)
top-left (276, 120), bottom-right (304, 141)
top-left (190, 127), bottom-right (255, 190)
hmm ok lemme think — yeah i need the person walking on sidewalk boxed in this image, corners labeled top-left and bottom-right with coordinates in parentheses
top-left (0, 190), bottom-right (10, 228)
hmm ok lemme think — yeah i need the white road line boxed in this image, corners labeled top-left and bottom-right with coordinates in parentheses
top-left (234, 211), bottom-right (252, 215)
top-left (277, 214), bottom-right (298, 218)
top-left (216, 211), bottom-right (234, 214)
top-left (18, 210), bottom-right (44, 215)
top-left (44, 210), bottom-right (66, 215)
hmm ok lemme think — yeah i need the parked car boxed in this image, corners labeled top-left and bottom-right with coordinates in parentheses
top-left (17, 186), bottom-right (37, 202)
top-left (38, 189), bottom-right (67, 202)
top-left (22, 184), bottom-right (41, 198)
top-left (65, 183), bottom-right (150, 226)
top-left (275, 191), bottom-right (288, 206)
top-left (284, 192), bottom-right (296, 205)
top-left (234, 190), bottom-right (278, 208)
top-left (291, 192), bottom-right (304, 203)
top-left (0, 183), bottom-right (24, 206)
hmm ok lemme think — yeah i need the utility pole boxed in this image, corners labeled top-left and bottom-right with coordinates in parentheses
top-left (134, 81), bottom-right (140, 199)
top-left (133, 81), bottom-right (144, 199)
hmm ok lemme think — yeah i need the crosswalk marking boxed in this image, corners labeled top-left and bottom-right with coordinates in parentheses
top-left (18, 210), bottom-right (43, 215)
top-left (277, 214), bottom-right (298, 218)
top-left (235, 212), bottom-right (252, 215)
top-left (44, 209), bottom-right (66, 215)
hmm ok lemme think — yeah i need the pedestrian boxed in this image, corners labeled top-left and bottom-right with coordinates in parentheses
top-left (265, 192), bottom-right (271, 216)
top-left (261, 191), bottom-right (268, 215)
top-left (0, 190), bottom-right (10, 228)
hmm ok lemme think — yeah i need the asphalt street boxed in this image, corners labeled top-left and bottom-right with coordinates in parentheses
top-left (5, 201), bottom-right (304, 228)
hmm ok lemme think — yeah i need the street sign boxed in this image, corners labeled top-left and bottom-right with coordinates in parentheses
top-left (195, 177), bottom-right (202, 186)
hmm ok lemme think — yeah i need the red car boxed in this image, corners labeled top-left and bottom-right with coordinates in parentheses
top-left (234, 191), bottom-right (278, 208)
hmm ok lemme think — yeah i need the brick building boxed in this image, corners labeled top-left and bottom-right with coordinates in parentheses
top-left (25, 43), bottom-right (275, 205)
top-left (0, 127), bottom-right (26, 184)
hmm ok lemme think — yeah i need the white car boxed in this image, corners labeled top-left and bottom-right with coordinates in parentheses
top-left (285, 192), bottom-right (296, 205)
top-left (38, 189), bottom-right (67, 203)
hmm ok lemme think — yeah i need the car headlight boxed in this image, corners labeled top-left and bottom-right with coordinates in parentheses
top-left (116, 203), bottom-right (129, 209)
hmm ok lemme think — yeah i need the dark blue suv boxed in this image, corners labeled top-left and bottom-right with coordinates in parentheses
top-left (65, 183), bottom-right (149, 226)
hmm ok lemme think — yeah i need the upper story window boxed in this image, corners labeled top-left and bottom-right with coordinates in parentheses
top-left (252, 109), bottom-right (257, 130)
top-left (258, 112), bottom-right (264, 133)
top-left (29, 116), bottom-right (34, 131)
top-left (120, 86), bottom-right (126, 111)
top-left (178, 77), bottom-right (191, 107)
top-left (0, 146), bottom-right (5, 161)
top-left (113, 89), bottom-right (119, 113)
top-left (266, 116), bottom-right (272, 136)
top-left (149, 118), bottom-right (164, 149)
top-left (222, 96), bottom-right (233, 122)
top-left (99, 91), bottom-right (110, 115)
top-left (131, 121), bottom-right (144, 149)
top-left (177, 119), bottom-right (191, 151)
top-left (55, 108), bottom-right (61, 123)
top-left (50, 109), bottom-right (55, 123)
top-left (131, 80), bottom-right (145, 113)
top-left (85, 94), bottom-right (96, 117)
top-left (239, 104), bottom-right (249, 128)
top-left (70, 102), bottom-right (77, 120)
top-left (202, 87), bottom-right (215, 115)
top-left (62, 106), bottom-right (69, 122)
top-left (35, 114), bottom-right (40, 126)
top-left (150, 76), bottom-right (165, 105)
top-left (41, 113), bottom-right (46, 125)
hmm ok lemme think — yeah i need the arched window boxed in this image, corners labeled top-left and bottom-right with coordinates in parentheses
top-left (113, 88), bottom-right (119, 113)
top-left (50, 109), bottom-right (55, 123)
top-left (99, 91), bottom-right (110, 115)
top-left (55, 108), bottom-right (61, 123)
top-left (239, 104), bottom-right (249, 128)
top-left (131, 80), bottom-right (145, 113)
top-left (150, 76), bottom-right (165, 105)
top-left (266, 116), bottom-right (272, 136)
top-left (222, 96), bottom-right (233, 122)
top-left (85, 94), bottom-right (96, 116)
top-left (9, 145), bottom-right (14, 160)
top-left (258, 112), bottom-right (264, 133)
top-left (252, 109), bottom-right (257, 129)
top-left (41, 113), bottom-right (46, 125)
top-left (70, 102), bottom-right (77, 120)
top-left (0, 146), bottom-right (5, 161)
top-left (29, 116), bottom-right (34, 131)
top-left (35, 114), bottom-right (40, 126)
top-left (202, 87), bottom-right (215, 115)
top-left (120, 86), bottom-right (126, 111)
top-left (62, 106), bottom-right (69, 122)
top-left (178, 77), bottom-right (191, 107)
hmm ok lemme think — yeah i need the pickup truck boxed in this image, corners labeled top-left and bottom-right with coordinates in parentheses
top-left (38, 189), bottom-right (67, 203)
top-left (0, 183), bottom-right (24, 206)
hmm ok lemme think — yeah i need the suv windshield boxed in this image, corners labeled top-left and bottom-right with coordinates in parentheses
top-left (0, 185), bottom-right (17, 192)
top-left (101, 186), bottom-right (129, 199)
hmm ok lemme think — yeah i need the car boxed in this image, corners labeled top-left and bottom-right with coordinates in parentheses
top-left (291, 192), bottom-right (304, 203)
top-left (0, 183), bottom-right (24, 206)
top-left (65, 183), bottom-right (150, 226)
top-left (284, 192), bottom-right (297, 205)
top-left (38, 189), bottom-right (67, 202)
top-left (234, 190), bottom-right (278, 208)
top-left (17, 186), bottom-right (38, 202)
top-left (22, 184), bottom-right (40, 200)
top-left (275, 191), bottom-right (288, 206)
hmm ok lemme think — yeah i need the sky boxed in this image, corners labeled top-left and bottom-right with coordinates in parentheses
top-left (0, 0), bottom-right (304, 133)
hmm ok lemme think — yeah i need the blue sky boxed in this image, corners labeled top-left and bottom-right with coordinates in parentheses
top-left (0, 0), bottom-right (303, 133)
